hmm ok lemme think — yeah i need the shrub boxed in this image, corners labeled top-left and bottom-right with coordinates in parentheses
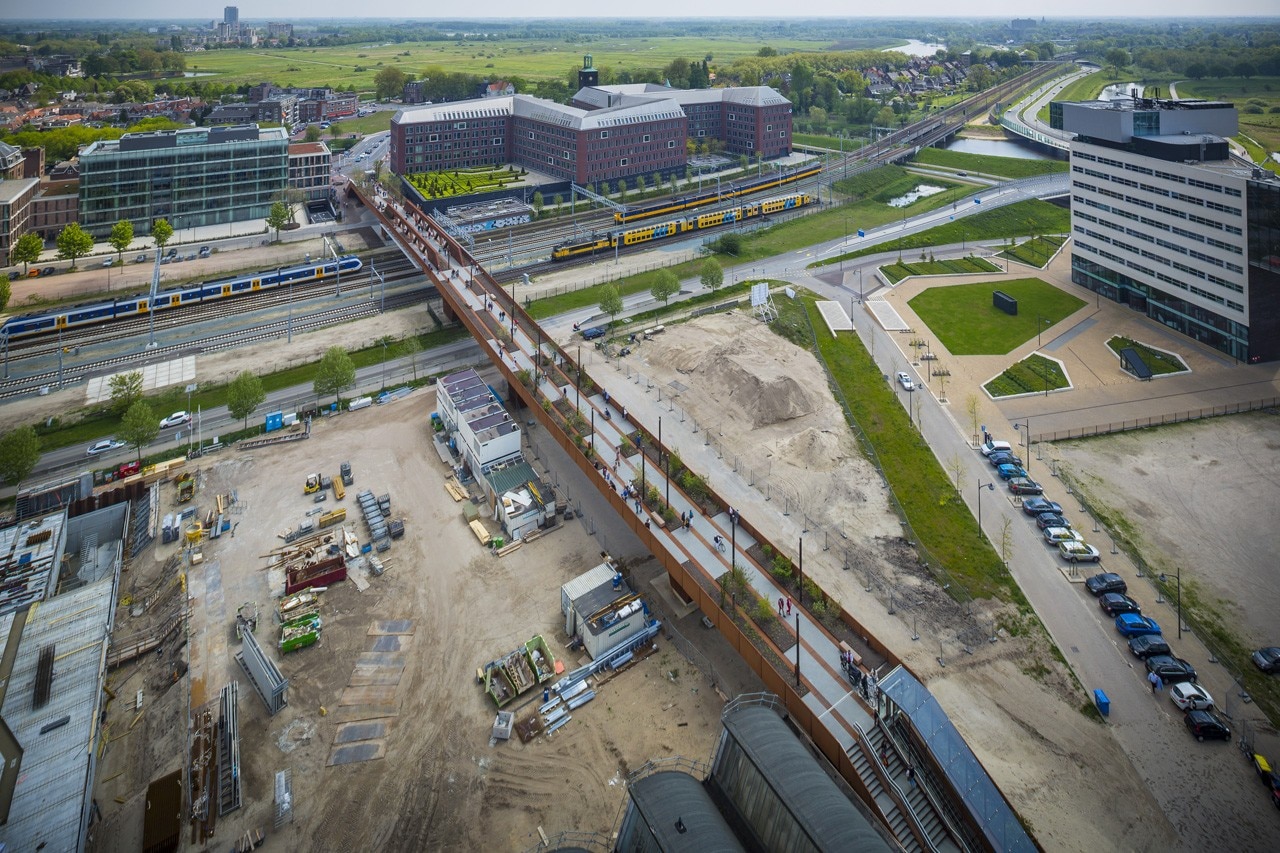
top-left (754, 598), bottom-right (775, 624)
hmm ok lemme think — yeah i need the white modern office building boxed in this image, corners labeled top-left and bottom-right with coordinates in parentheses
top-left (1053, 97), bottom-right (1280, 363)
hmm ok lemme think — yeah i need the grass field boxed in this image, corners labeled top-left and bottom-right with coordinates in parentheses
top-left (997, 235), bottom-right (1067, 268)
top-left (880, 255), bottom-right (1000, 284)
top-left (799, 297), bottom-right (1024, 603)
top-left (1106, 336), bottom-right (1188, 375)
top-left (815, 198), bottom-right (1069, 268)
top-left (1037, 70), bottom-right (1108, 123)
top-left (907, 277), bottom-right (1086, 355)
top-left (792, 132), bottom-right (869, 151)
top-left (1174, 76), bottom-right (1280, 171)
top-left (910, 147), bottom-right (1068, 179)
top-left (185, 36), bottom-right (825, 91)
top-left (984, 353), bottom-right (1069, 397)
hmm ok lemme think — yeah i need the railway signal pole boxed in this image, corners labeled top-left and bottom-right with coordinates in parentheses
top-left (147, 251), bottom-right (161, 349)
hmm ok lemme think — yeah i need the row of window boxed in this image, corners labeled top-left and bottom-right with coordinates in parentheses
top-left (1077, 210), bottom-right (1245, 279)
top-left (1075, 151), bottom-right (1242, 198)
top-left (1075, 229), bottom-right (1244, 307)
top-left (1073, 165), bottom-right (1242, 216)
top-left (1075, 180), bottom-right (1243, 236)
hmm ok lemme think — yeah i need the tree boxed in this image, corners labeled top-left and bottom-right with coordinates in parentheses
top-left (328, 122), bottom-right (344, 138)
top-left (108, 220), bottom-right (134, 263)
top-left (0, 425), bottom-right (40, 486)
top-left (265, 201), bottom-right (290, 241)
top-left (1186, 62), bottom-right (1207, 80)
top-left (314, 346), bottom-right (356, 406)
top-left (119, 400), bottom-right (158, 461)
top-left (965, 394), bottom-right (981, 446)
top-left (227, 370), bottom-right (266, 429)
top-left (598, 284), bottom-right (623, 327)
top-left (1105, 48), bottom-right (1130, 78)
top-left (530, 191), bottom-right (544, 218)
top-left (1235, 60), bottom-right (1257, 80)
top-left (374, 66), bottom-right (408, 100)
top-left (108, 370), bottom-right (144, 415)
top-left (151, 218), bottom-right (173, 251)
top-left (304, 124), bottom-right (322, 142)
top-left (0, 273), bottom-right (9, 314)
top-left (55, 223), bottom-right (93, 268)
top-left (10, 232), bottom-right (42, 274)
top-left (651, 270), bottom-right (680, 306)
top-left (700, 258), bottom-right (724, 292)
top-left (273, 187), bottom-right (306, 221)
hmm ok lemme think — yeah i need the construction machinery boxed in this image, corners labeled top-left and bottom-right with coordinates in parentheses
top-left (176, 472), bottom-right (196, 503)
top-left (303, 473), bottom-right (322, 494)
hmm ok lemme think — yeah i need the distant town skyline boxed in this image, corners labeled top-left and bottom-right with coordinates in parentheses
top-left (1, 4), bottom-right (1278, 22)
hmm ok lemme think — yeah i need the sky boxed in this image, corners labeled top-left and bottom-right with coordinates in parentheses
top-left (1, 4), bottom-right (1279, 21)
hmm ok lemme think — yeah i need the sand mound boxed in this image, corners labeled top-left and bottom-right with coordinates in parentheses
top-left (776, 428), bottom-right (842, 471)
top-left (703, 355), bottom-right (815, 427)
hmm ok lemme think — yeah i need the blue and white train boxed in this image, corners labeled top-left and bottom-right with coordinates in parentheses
top-left (1, 255), bottom-right (364, 340)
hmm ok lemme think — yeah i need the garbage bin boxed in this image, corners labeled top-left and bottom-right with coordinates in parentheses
top-left (1093, 689), bottom-right (1110, 717)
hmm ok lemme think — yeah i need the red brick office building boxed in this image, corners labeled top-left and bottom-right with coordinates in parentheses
top-left (390, 83), bottom-right (792, 186)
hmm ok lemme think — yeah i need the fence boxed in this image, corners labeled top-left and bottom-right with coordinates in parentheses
top-left (1033, 397), bottom-right (1280, 443)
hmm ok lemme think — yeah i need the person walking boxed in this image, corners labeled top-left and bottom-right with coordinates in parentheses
top-left (778, 597), bottom-right (785, 618)
top-left (786, 597), bottom-right (793, 617)
top-left (907, 766), bottom-right (916, 787)
top-left (1148, 671), bottom-right (1159, 693)
top-left (880, 745), bottom-right (890, 766)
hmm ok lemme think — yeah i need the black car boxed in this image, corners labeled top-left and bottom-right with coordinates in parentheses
top-left (1128, 634), bottom-right (1171, 659)
top-left (581, 326), bottom-right (607, 340)
top-left (1184, 709), bottom-right (1231, 742)
top-left (1008, 477), bottom-right (1043, 496)
top-left (41, 266), bottom-right (55, 276)
top-left (1251, 646), bottom-right (1280, 674)
top-left (1099, 593), bottom-right (1141, 617)
top-left (1036, 513), bottom-right (1070, 530)
top-left (1021, 497), bottom-right (1063, 517)
top-left (1085, 572), bottom-right (1127, 597)
top-left (988, 451), bottom-right (1023, 468)
top-left (1146, 655), bottom-right (1198, 685)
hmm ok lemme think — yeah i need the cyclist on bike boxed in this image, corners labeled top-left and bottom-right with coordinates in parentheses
top-left (713, 535), bottom-right (725, 550)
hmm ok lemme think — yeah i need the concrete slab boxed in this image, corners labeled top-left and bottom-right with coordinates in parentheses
top-left (368, 619), bottom-right (415, 635)
top-left (334, 720), bottom-right (389, 744)
top-left (339, 685), bottom-right (399, 706)
top-left (326, 741), bottom-right (386, 766)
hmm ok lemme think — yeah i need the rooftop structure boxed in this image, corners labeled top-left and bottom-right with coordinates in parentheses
top-left (435, 368), bottom-right (521, 478)
top-left (561, 563), bottom-right (649, 660)
top-left (0, 512), bottom-right (68, 616)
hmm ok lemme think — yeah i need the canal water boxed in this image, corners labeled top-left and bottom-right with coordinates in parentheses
top-left (886, 39), bottom-right (946, 58)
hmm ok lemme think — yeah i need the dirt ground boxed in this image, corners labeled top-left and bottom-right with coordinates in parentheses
top-left (88, 392), bottom-right (753, 851)
top-left (582, 310), bottom-right (1175, 851)
top-left (1051, 412), bottom-right (1280, 649)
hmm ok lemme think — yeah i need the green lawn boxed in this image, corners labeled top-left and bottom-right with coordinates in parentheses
top-left (799, 297), bottom-right (1024, 603)
top-left (328, 112), bottom-right (392, 136)
top-left (984, 353), bottom-right (1069, 397)
top-left (997, 235), bottom-right (1067, 268)
top-left (1037, 70), bottom-right (1108, 123)
top-left (908, 277), bottom-right (1085, 355)
top-left (1106, 336), bottom-right (1188, 375)
top-left (793, 132), bottom-right (868, 151)
top-left (880, 255), bottom-right (1000, 284)
top-left (911, 147), bottom-right (1068, 179)
top-left (1175, 76), bottom-right (1280, 170)
top-left (814, 198), bottom-right (1069, 268)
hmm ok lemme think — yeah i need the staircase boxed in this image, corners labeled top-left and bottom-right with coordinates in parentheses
top-left (846, 725), bottom-right (963, 853)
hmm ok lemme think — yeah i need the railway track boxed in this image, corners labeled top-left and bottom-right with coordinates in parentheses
top-left (0, 287), bottom-right (435, 401)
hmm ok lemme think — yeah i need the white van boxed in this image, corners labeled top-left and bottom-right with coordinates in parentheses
top-left (980, 439), bottom-right (1012, 457)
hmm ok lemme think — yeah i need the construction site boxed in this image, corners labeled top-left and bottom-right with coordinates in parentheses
top-left (59, 385), bottom-right (743, 853)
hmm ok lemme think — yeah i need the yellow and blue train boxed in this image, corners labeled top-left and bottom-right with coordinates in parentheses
top-left (554, 192), bottom-right (813, 262)
top-left (614, 165), bottom-right (822, 224)
top-left (1, 255), bottom-right (363, 340)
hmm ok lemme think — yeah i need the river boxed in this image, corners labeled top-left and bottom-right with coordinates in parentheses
top-left (885, 39), bottom-right (946, 58)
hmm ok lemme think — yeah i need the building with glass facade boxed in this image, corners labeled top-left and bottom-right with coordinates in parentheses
top-left (1055, 98), bottom-right (1280, 363)
top-left (78, 125), bottom-right (289, 238)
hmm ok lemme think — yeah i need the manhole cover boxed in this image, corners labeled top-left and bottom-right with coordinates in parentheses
top-left (1071, 646), bottom-right (1079, 653)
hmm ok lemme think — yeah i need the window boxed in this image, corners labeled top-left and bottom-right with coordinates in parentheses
top-left (428, 134), bottom-right (438, 142)
top-left (454, 122), bottom-right (467, 130)
top-left (766, 124), bottom-right (772, 132)
top-left (493, 138), bottom-right (502, 146)
top-left (667, 140), bottom-right (675, 148)
top-left (600, 130), bottom-right (609, 139)
top-left (642, 134), bottom-right (650, 143)
top-left (697, 130), bottom-right (705, 137)
top-left (620, 157), bottom-right (628, 166)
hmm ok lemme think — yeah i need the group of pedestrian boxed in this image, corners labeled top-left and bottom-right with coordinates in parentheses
top-left (678, 509), bottom-right (693, 530)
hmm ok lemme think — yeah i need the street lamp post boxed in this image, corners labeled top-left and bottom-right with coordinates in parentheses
top-left (1160, 569), bottom-right (1183, 638)
top-left (977, 479), bottom-right (995, 539)
top-left (1015, 420), bottom-right (1032, 476)
top-left (1037, 315), bottom-right (1051, 349)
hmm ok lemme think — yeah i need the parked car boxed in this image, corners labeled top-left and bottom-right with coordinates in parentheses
top-left (1035, 512), bottom-right (1070, 530)
top-left (1146, 655), bottom-right (1198, 685)
top-left (1086, 572), bottom-right (1127, 596)
top-left (1251, 647), bottom-right (1280, 674)
top-left (987, 451), bottom-right (1023, 469)
top-left (1183, 709), bottom-right (1231, 742)
top-left (1099, 593), bottom-right (1141, 617)
top-left (101, 257), bottom-right (114, 267)
top-left (198, 246), bottom-right (211, 257)
top-left (896, 372), bottom-right (915, 391)
top-left (997, 463), bottom-right (1028, 480)
top-left (135, 254), bottom-right (148, 263)
top-left (1128, 634), bottom-right (1171, 659)
top-left (27, 268), bottom-right (40, 277)
top-left (1115, 613), bottom-right (1162, 637)
top-left (1169, 682), bottom-right (1214, 711)
top-left (1059, 540), bottom-right (1102, 563)
top-left (1043, 526), bottom-right (1083, 545)
top-left (41, 266), bottom-right (54, 276)
top-left (979, 439), bottom-right (1012, 457)
top-left (1008, 477), bottom-right (1043, 495)
top-left (160, 411), bottom-right (192, 429)
top-left (87, 438), bottom-right (126, 456)
top-left (581, 326), bottom-right (607, 340)
top-left (166, 247), bottom-right (178, 258)
top-left (1021, 497), bottom-right (1063, 517)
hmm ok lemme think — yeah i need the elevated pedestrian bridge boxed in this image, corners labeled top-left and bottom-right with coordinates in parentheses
top-left (351, 181), bottom-right (1036, 853)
